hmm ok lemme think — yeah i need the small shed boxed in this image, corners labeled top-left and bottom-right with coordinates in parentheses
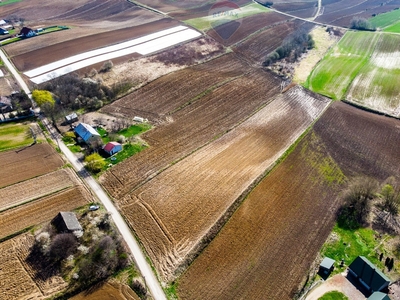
top-left (74, 122), bottom-right (100, 144)
top-left (103, 141), bottom-right (122, 155)
top-left (52, 212), bottom-right (82, 233)
top-left (19, 27), bottom-right (36, 38)
top-left (320, 257), bottom-right (335, 275)
top-left (65, 112), bottom-right (78, 124)
top-left (368, 292), bottom-right (391, 300)
top-left (133, 116), bottom-right (146, 123)
top-left (349, 256), bottom-right (391, 293)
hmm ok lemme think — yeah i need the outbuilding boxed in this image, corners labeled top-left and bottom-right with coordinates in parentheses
top-left (19, 27), bottom-right (36, 38)
top-left (52, 212), bottom-right (82, 233)
top-left (348, 256), bottom-right (390, 293)
top-left (65, 112), bottom-right (78, 124)
top-left (367, 292), bottom-right (391, 300)
top-left (74, 122), bottom-right (100, 144)
top-left (103, 141), bottom-right (122, 155)
top-left (319, 257), bottom-right (335, 275)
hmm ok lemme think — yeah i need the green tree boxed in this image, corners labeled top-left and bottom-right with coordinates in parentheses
top-left (377, 179), bottom-right (400, 230)
top-left (32, 90), bottom-right (55, 107)
top-left (84, 153), bottom-right (105, 173)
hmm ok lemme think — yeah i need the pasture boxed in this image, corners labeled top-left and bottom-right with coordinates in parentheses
top-left (370, 9), bottom-right (400, 30)
top-left (0, 122), bottom-right (33, 151)
top-left (306, 31), bottom-right (379, 100)
top-left (177, 101), bottom-right (400, 300)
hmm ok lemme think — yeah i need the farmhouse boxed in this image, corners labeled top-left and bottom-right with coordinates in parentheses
top-left (103, 141), bottom-right (122, 155)
top-left (74, 122), bottom-right (100, 144)
top-left (19, 27), bottom-right (36, 38)
top-left (65, 112), bottom-right (78, 124)
top-left (348, 256), bottom-right (390, 293)
top-left (52, 212), bottom-right (82, 233)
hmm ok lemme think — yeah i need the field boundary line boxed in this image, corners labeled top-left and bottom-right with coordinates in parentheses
top-left (0, 225), bottom-right (34, 243)
top-left (138, 200), bottom-right (175, 243)
top-left (122, 70), bottom-right (280, 196)
top-left (172, 86), bottom-right (333, 279)
top-left (341, 99), bottom-right (400, 120)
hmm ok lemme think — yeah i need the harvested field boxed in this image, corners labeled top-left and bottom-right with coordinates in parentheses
top-left (0, 186), bottom-right (91, 240)
top-left (314, 101), bottom-right (400, 181)
top-left (0, 143), bottom-right (64, 189)
top-left (71, 282), bottom-right (139, 300)
top-left (0, 236), bottom-right (42, 299)
top-left (118, 86), bottom-right (330, 280)
top-left (9, 19), bottom-right (181, 71)
top-left (316, 0), bottom-right (400, 27)
top-left (177, 110), bottom-right (345, 300)
top-left (233, 19), bottom-right (302, 65)
top-left (101, 53), bottom-right (249, 120)
top-left (0, 168), bottom-right (79, 212)
top-left (347, 33), bottom-right (400, 117)
top-left (206, 12), bottom-right (292, 46)
top-left (273, 0), bottom-right (317, 18)
top-left (100, 67), bottom-right (283, 200)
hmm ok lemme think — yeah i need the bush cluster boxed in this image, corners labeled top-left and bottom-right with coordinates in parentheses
top-left (350, 17), bottom-right (376, 31)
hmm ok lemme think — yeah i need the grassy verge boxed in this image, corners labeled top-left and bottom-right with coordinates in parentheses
top-left (318, 291), bottom-right (349, 300)
top-left (0, 0), bottom-right (22, 6)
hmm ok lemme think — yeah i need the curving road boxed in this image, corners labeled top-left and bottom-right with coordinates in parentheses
top-left (0, 48), bottom-right (167, 300)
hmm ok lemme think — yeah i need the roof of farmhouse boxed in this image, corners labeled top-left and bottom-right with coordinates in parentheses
top-left (74, 123), bottom-right (100, 141)
top-left (349, 256), bottom-right (390, 291)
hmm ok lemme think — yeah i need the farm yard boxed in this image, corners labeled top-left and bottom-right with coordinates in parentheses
top-left (177, 101), bottom-right (400, 300)
top-left (118, 86), bottom-right (330, 280)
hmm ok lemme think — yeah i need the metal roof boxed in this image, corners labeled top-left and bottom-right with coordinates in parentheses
top-left (349, 256), bottom-right (390, 291)
top-left (59, 212), bottom-right (82, 231)
top-left (74, 123), bottom-right (100, 142)
top-left (368, 292), bottom-right (391, 300)
top-left (320, 257), bottom-right (335, 270)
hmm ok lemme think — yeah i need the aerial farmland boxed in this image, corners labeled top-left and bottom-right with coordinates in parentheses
top-left (1, 0), bottom-right (400, 299)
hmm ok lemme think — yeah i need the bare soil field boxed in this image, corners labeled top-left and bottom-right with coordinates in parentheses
top-left (0, 143), bottom-right (64, 189)
top-left (316, 0), bottom-right (400, 27)
top-left (0, 235), bottom-right (42, 300)
top-left (1, 0), bottom-right (161, 29)
top-left (206, 12), bottom-right (291, 46)
top-left (101, 53), bottom-right (249, 121)
top-left (177, 112), bottom-right (345, 300)
top-left (314, 101), bottom-right (400, 181)
top-left (0, 186), bottom-right (91, 240)
top-left (100, 66), bottom-right (283, 200)
top-left (0, 168), bottom-right (80, 212)
top-left (8, 19), bottom-right (181, 72)
top-left (71, 281), bottom-right (139, 300)
top-left (233, 19), bottom-right (302, 65)
top-left (119, 86), bottom-right (330, 280)
top-left (0, 233), bottom-right (67, 300)
top-left (273, 1), bottom-right (317, 18)
top-left (177, 102), bottom-right (400, 299)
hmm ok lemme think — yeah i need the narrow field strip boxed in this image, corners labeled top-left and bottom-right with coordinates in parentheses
top-left (24, 25), bottom-right (188, 78)
top-left (27, 28), bottom-right (202, 84)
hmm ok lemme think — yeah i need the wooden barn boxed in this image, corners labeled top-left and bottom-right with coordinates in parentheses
top-left (52, 212), bottom-right (82, 233)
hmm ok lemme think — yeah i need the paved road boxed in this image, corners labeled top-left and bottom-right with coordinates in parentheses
top-left (1, 48), bottom-right (167, 300)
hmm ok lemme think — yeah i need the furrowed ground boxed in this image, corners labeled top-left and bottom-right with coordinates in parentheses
top-left (177, 101), bottom-right (400, 299)
top-left (117, 86), bottom-right (330, 280)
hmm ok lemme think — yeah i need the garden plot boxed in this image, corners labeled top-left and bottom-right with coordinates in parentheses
top-left (347, 33), bottom-right (400, 117)
top-left (25, 26), bottom-right (201, 84)
top-left (120, 86), bottom-right (330, 280)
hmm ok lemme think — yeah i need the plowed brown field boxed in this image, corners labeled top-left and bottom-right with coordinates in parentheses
top-left (206, 12), bottom-right (291, 46)
top-left (0, 235), bottom-right (42, 300)
top-left (0, 186), bottom-right (91, 240)
top-left (233, 20), bottom-right (302, 65)
top-left (177, 102), bottom-right (400, 299)
top-left (100, 64), bottom-right (283, 199)
top-left (0, 143), bottom-right (64, 189)
top-left (0, 168), bottom-right (79, 212)
top-left (119, 86), bottom-right (330, 280)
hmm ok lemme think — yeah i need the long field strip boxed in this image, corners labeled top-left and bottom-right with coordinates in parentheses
top-left (306, 31), bottom-right (379, 100)
top-left (26, 26), bottom-right (201, 84)
top-left (100, 62), bottom-right (282, 199)
top-left (0, 143), bottom-right (64, 189)
top-left (347, 33), bottom-right (400, 117)
top-left (0, 186), bottom-right (91, 240)
top-left (0, 168), bottom-right (79, 212)
top-left (177, 102), bottom-right (400, 299)
top-left (370, 8), bottom-right (400, 31)
top-left (119, 86), bottom-right (330, 280)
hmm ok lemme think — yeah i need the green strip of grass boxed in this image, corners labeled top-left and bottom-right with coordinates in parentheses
top-left (318, 291), bottom-right (348, 300)
top-left (370, 9), bottom-right (400, 29)
top-left (0, 0), bottom-right (22, 6)
top-left (384, 21), bottom-right (400, 33)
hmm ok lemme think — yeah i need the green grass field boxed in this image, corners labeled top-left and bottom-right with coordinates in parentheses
top-left (370, 9), bottom-right (400, 29)
top-left (184, 2), bottom-right (270, 31)
top-left (346, 33), bottom-right (400, 116)
top-left (384, 21), bottom-right (400, 33)
top-left (0, 123), bottom-right (34, 151)
top-left (305, 31), bottom-right (379, 100)
top-left (318, 291), bottom-right (348, 300)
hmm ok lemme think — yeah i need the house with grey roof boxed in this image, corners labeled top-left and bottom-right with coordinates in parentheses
top-left (52, 212), bottom-right (82, 233)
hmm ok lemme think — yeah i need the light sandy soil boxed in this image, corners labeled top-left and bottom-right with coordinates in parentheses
top-left (293, 26), bottom-right (339, 84)
top-left (305, 273), bottom-right (365, 300)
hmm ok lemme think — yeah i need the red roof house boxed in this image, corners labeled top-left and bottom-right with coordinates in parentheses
top-left (103, 142), bottom-right (122, 155)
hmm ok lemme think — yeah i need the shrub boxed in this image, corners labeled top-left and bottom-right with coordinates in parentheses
top-left (84, 153), bottom-right (106, 172)
top-left (32, 89), bottom-right (55, 107)
top-left (48, 233), bottom-right (78, 262)
top-left (131, 279), bottom-right (148, 299)
top-left (100, 60), bottom-right (113, 73)
top-left (350, 17), bottom-right (376, 31)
